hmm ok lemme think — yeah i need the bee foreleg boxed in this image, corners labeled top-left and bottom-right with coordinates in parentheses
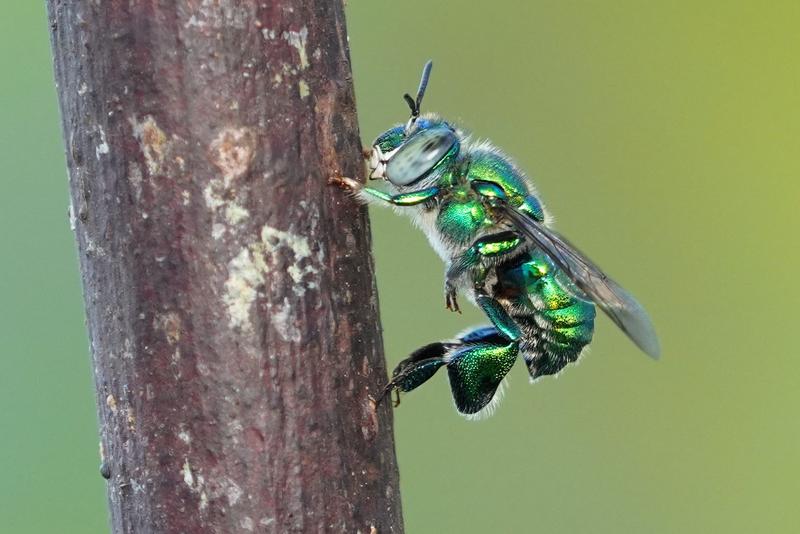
top-left (329, 174), bottom-right (441, 207)
top-left (328, 174), bottom-right (364, 196)
top-left (445, 280), bottom-right (461, 314)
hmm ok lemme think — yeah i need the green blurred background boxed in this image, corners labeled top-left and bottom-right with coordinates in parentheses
top-left (2, 1), bottom-right (798, 532)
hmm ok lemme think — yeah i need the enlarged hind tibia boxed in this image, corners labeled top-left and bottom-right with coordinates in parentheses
top-left (445, 339), bottom-right (518, 418)
top-left (382, 326), bottom-right (519, 418)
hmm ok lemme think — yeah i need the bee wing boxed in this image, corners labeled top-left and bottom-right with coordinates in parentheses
top-left (499, 203), bottom-right (661, 359)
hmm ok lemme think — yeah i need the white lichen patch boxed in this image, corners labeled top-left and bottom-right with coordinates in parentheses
top-left (282, 26), bottom-right (309, 69)
top-left (180, 457), bottom-right (212, 512)
top-left (209, 127), bottom-right (256, 187)
top-left (212, 222), bottom-right (226, 240)
top-left (261, 225), bottom-right (311, 261)
top-left (298, 79), bottom-right (310, 99)
top-left (128, 478), bottom-right (145, 495)
top-left (241, 517), bottom-right (254, 531)
top-left (170, 348), bottom-right (182, 380)
top-left (128, 162), bottom-right (143, 202)
top-left (221, 223), bottom-right (321, 331)
top-left (227, 418), bottom-right (244, 441)
top-left (187, 470), bottom-right (244, 511)
top-left (281, 62), bottom-right (299, 77)
top-left (122, 338), bottom-right (134, 360)
top-left (106, 394), bottom-right (118, 415)
top-left (183, 0), bottom-right (250, 30)
top-left (182, 459), bottom-right (194, 487)
top-left (223, 248), bottom-right (265, 331)
top-left (184, 15), bottom-right (202, 28)
top-left (129, 115), bottom-right (168, 176)
top-left (203, 183), bottom-right (225, 210)
top-left (95, 127), bottom-right (110, 159)
top-left (261, 28), bottom-right (276, 40)
top-left (270, 298), bottom-right (301, 342)
top-left (68, 200), bottom-right (77, 232)
top-left (225, 477), bottom-right (243, 506)
top-left (126, 408), bottom-right (136, 432)
top-left (225, 203), bottom-right (250, 225)
top-left (178, 428), bottom-right (191, 445)
top-left (261, 224), bottom-right (320, 296)
top-left (202, 127), bottom-right (257, 237)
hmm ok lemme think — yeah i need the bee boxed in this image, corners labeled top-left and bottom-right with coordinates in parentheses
top-left (331, 61), bottom-right (659, 418)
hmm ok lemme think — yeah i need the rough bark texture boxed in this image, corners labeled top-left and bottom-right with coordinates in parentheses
top-left (48, 1), bottom-right (403, 532)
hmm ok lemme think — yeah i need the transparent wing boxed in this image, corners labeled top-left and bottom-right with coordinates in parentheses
top-left (499, 203), bottom-right (661, 359)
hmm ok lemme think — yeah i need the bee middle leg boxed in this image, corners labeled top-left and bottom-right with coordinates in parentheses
top-left (444, 231), bottom-right (523, 312)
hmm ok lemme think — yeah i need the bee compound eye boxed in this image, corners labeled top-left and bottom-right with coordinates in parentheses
top-left (385, 127), bottom-right (457, 186)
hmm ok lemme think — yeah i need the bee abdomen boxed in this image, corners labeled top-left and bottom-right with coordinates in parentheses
top-left (500, 250), bottom-right (596, 380)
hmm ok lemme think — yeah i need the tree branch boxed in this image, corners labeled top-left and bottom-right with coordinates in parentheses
top-left (48, 1), bottom-right (403, 532)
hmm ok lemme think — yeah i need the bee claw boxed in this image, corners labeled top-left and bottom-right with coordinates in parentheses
top-left (376, 381), bottom-right (396, 407)
top-left (445, 288), bottom-right (461, 314)
top-left (328, 173), bottom-right (361, 191)
top-left (327, 173), bottom-right (345, 186)
top-left (376, 375), bottom-right (406, 409)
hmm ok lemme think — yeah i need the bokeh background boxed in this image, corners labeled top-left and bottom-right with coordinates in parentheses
top-left (2, 1), bottom-right (798, 532)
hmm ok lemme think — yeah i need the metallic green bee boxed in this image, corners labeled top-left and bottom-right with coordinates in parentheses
top-left (331, 61), bottom-right (659, 418)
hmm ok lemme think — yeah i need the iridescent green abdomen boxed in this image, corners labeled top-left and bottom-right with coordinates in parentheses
top-left (497, 250), bottom-right (596, 379)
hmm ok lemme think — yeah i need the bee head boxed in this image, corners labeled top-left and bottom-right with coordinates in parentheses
top-left (367, 61), bottom-right (460, 187)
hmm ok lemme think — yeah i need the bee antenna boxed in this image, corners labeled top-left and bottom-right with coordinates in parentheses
top-left (403, 60), bottom-right (433, 124)
top-left (403, 93), bottom-right (417, 117)
top-left (415, 60), bottom-right (433, 112)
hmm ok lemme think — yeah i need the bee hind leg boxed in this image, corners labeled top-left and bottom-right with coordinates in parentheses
top-left (380, 342), bottom-right (449, 406)
top-left (442, 298), bottom-right (522, 417)
top-left (445, 335), bottom-right (519, 417)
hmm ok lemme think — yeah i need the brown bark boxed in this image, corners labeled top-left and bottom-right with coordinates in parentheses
top-left (47, 1), bottom-right (403, 532)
